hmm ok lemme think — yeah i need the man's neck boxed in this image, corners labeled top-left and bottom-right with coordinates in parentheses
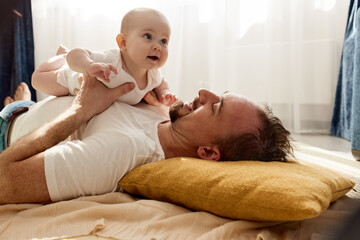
top-left (157, 122), bottom-right (197, 159)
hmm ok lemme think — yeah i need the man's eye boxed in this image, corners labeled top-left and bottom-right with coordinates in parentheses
top-left (161, 39), bottom-right (167, 45)
top-left (144, 33), bottom-right (152, 40)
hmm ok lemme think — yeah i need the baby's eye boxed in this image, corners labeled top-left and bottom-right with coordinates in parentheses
top-left (144, 33), bottom-right (152, 40)
top-left (161, 39), bottom-right (168, 45)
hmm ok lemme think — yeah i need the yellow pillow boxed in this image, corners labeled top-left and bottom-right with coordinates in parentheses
top-left (119, 157), bottom-right (354, 221)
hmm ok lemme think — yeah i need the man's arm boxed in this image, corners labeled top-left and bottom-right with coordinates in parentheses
top-left (0, 76), bottom-right (135, 204)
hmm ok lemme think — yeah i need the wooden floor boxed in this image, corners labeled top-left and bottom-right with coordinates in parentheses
top-left (291, 133), bottom-right (355, 160)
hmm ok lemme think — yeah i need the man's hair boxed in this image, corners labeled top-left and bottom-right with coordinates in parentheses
top-left (217, 106), bottom-right (293, 162)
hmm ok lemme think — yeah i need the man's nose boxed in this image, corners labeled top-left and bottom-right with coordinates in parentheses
top-left (198, 89), bottom-right (219, 104)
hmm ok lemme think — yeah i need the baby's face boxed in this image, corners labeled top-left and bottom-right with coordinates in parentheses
top-left (123, 11), bottom-right (171, 70)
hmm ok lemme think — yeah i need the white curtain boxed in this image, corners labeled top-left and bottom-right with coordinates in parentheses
top-left (31, 0), bottom-right (349, 133)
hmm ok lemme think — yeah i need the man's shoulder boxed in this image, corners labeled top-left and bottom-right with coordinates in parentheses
top-left (129, 102), bottom-right (169, 119)
top-left (94, 101), bottom-right (168, 125)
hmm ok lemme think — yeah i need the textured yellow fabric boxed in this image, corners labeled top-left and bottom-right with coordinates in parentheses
top-left (119, 157), bottom-right (354, 221)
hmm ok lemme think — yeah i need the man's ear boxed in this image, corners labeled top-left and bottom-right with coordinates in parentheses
top-left (197, 146), bottom-right (220, 161)
top-left (116, 34), bottom-right (126, 49)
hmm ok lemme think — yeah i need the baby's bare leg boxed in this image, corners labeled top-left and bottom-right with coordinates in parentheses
top-left (31, 53), bottom-right (69, 96)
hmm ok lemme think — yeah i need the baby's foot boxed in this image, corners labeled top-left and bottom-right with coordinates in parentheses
top-left (3, 96), bottom-right (14, 107)
top-left (14, 82), bottom-right (31, 101)
top-left (56, 44), bottom-right (69, 55)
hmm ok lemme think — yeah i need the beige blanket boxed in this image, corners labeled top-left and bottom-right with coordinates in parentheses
top-left (1, 142), bottom-right (359, 240)
top-left (0, 192), bottom-right (359, 240)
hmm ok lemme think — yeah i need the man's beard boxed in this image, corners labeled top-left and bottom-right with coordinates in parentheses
top-left (169, 97), bottom-right (199, 122)
top-left (169, 101), bottom-right (185, 122)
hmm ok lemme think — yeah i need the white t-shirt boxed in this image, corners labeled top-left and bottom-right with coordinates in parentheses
top-left (11, 96), bottom-right (169, 202)
top-left (57, 49), bottom-right (163, 105)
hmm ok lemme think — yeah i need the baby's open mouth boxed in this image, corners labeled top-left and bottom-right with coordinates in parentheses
top-left (148, 56), bottom-right (159, 60)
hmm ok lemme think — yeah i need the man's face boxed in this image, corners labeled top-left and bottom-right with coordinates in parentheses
top-left (169, 89), bottom-right (262, 146)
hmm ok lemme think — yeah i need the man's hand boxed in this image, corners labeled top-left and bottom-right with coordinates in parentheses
top-left (73, 75), bottom-right (135, 121)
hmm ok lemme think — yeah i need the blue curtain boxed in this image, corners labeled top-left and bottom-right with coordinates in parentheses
top-left (0, 0), bottom-right (36, 109)
top-left (331, 0), bottom-right (360, 158)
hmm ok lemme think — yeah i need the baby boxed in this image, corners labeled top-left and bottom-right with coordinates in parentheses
top-left (32, 8), bottom-right (177, 106)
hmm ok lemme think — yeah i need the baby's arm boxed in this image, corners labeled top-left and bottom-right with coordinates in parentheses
top-left (67, 48), bottom-right (117, 82)
top-left (153, 79), bottom-right (177, 106)
top-left (31, 54), bottom-right (70, 96)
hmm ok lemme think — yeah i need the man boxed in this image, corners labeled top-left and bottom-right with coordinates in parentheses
top-left (0, 76), bottom-right (292, 204)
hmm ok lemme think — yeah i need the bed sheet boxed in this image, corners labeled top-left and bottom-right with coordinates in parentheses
top-left (1, 192), bottom-right (359, 240)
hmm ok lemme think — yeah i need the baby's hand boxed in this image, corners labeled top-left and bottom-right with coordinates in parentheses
top-left (87, 62), bottom-right (117, 82)
top-left (160, 92), bottom-right (178, 106)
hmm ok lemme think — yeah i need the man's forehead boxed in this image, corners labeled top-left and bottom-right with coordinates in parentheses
top-left (221, 91), bottom-right (260, 117)
top-left (223, 91), bottom-right (250, 103)
top-left (221, 92), bottom-right (262, 134)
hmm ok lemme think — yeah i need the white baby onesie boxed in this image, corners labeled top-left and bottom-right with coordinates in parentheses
top-left (57, 49), bottom-right (163, 105)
